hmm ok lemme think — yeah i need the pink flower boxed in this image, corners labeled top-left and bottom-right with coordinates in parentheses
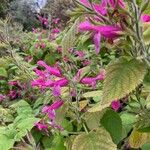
top-left (53, 18), bottom-right (60, 24)
top-left (111, 100), bottom-right (121, 111)
top-left (51, 28), bottom-right (60, 34)
top-left (141, 14), bottom-right (150, 22)
top-left (74, 69), bottom-right (105, 87)
top-left (37, 60), bottom-right (62, 77)
top-left (0, 94), bottom-right (5, 101)
top-left (52, 85), bottom-right (61, 97)
top-left (54, 78), bottom-right (69, 87)
top-left (40, 43), bottom-right (46, 49)
top-left (93, 32), bottom-right (101, 54)
top-left (42, 100), bottom-right (64, 130)
top-left (79, 21), bottom-right (121, 53)
top-left (75, 51), bottom-right (85, 58)
top-left (35, 122), bottom-right (48, 131)
top-left (82, 60), bottom-right (91, 66)
top-left (42, 100), bottom-right (64, 113)
top-left (8, 81), bottom-right (19, 86)
top-left (8, 90), bottom-right (18, 99)
top-left (80, 0), bottom-right (125, 16)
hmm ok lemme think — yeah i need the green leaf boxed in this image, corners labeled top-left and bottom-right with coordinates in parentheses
top-left (102, 57), bottom-right (147, 105)
top-left (72, 128), bottom-right (117, 150)
top-left (129, 129), bottom-right (150, 148)
top-left (88, 102), bottom-right (110, 112)
top-left (0, 67), bottom-right (7, 77)
top-left (44, 53), bottom-right (56, 66)
top-left (100, 109), bottom-right (122, 144)
top-left (0, 135), bottom-right (14, 150)
top-left (50, 135), bottom-right (66, 150)
top-left (135, 110), bottom-right (150, 132)
top-left (61, 18), bottom-right (80, 57)
top-left (61, 119), bottom-right (73, 132)
top-left (84, 111), bottom-right (105, 130)
top-left (120, 113), bottom-right (136, 133)
top-left (82, 90), bottom-right (102, 98)
top-left (142, 142), bottom-right (150, 150)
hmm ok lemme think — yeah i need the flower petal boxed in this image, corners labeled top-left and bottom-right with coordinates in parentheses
top-left (93, 32), bottom-right (101, 54)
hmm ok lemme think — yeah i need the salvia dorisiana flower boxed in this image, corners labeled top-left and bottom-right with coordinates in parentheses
top-left (111, 100), bottom-right (121, 111)
top-left (79, 21), bottom-right (121, 54)
top-left (42, 100), bottom-right (64, 130)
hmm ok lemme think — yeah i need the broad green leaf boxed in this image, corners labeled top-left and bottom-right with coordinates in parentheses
top-left (120, 113), bottom-right (136, 133)
top-left (42, 136), bottom-right (53, 149)
top-left (88, 102), bottom-right (110, 112)
top-left (61, 119), bottom-right (73, 132)
top-left (100, 109), bottom-right (122, 144)
top-left (0, 135), bottom-right (14, 150)
top-left (84, 111), bottom-right (105, 130)
top-left (142, 142), bottom-right (150, 150)
top-left (134, 108), bottom-right (150, 132)
top-left (72, 128), bottom-right (117, 150)
top-left (65, 136), bottom-right (76, 150)
top-left (102, 57), bottom-right (147, 105)
top-left (82, 90), bottom-right (102, 98)
top-left (50, 135), bottom-right (66, 150)
top-left (61, 18), bottom-right (80, 57)
top-left (0, 67), bottom-right (7, 77)
top-left (129, 129), bottom-right (150, 148)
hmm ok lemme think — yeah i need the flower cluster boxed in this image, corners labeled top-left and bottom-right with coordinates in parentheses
top-left (35, 100), bottom-right (64, 131)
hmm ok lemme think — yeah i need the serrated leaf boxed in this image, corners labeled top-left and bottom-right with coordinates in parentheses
top-left (72, 128), bottom-right (117, 150)
top-left (84, 111), bottom-right (105, 130)
top-left (82, 90), bottom-right (102, 98)
top-left (88, 102), bottom-right (110, 112)
top-left (129, 129), bottom-right (150, 148)
top-left (0, 135), bottom-right (14, 150)
top-left (102, 57), bottom-right (147, 105)
top-left (61, 18), bottom-right (80, 57)
top-left (100, 109), bottom-right (122, 144)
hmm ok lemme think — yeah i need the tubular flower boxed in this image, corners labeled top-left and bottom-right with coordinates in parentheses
top-left (111, 100), bottom-right (121, 111)
top-left (141, 14), bottom-right (150, 22)
top-left (79, 21), bottom-right (121, 53)
top-left (42, 100), bottom-right (64, 130)
top-left (37, 60), bottom-right (62, 77)
top-left (74, 68), bottom-right (105, 87)
top-left (80, 0), bottom-right (125, 16)
top-left (35, 122), bottom-right (48, 131)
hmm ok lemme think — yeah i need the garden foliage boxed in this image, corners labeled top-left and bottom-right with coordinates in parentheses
top-left (0, 0), bottom-right (150, 150)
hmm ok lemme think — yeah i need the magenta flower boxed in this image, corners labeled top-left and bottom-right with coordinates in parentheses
top-left (80, 0), bottom-right (125, 16)
top-left (52, 85), bottom-right (61, 97)
top-left (35, 122), bottom-right (48, 131)
top-left (42, 100), bottom-right (64, 114)
top-left (111, 100), bottom-right (121, 111)
top-left (74, 69), bottom-right (105, 87)
top-left (8, 90), bottom-right (17, 99)
top-left (37, 60), bottom-right (62, 77)
top-left (40, 43), bottom-right (46, 49)
top-left (75, 51), bottom-right (85, 59)
top-left (93, 32), bottom-right (101, 54)
top-left (82, 60), bottom-right (91, 66)
top-left (53, 18), bottom-right (60, 24)
top-left (51, 28), bottom-right (60, 34)
top-left (54, 78), bottom-right (69, 87)
top-left (79, 21), bottom-right (121, 53)
top-left (0, 94), bottom-right (5, 101)
top-left (141, 14), bottom-right (150, 22)
top-left (42, 100), bottom-right (64, 130)
top-left (8, 81), bottom-right (19, 86)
